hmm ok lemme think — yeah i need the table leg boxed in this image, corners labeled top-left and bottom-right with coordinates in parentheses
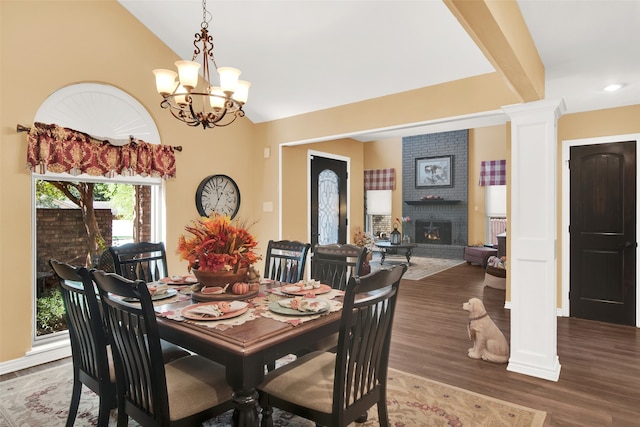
top-left (232, 389), bottom-right (259, 427)
top-left (381, 250), bottom-right (386, 264)
top-left (405, 248), bottom-right (413, 265)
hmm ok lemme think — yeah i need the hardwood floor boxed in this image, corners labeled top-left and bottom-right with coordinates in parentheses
top-left (3, 262), bottom-right (639, 426)
top-left (389, 262), bottom-right (640, 427)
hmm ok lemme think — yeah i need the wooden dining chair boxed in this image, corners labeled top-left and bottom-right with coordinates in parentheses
top-left (289, 243), bottom-right (368, 358)
top-left (91, 270), bottom-right (233, 427)
top-left (311, 243), bottom-right (367, 291)
top-left (109, 241), bottom-right (168, 282)
top-left (263, 240), bottom-right (311, 283)
top-left (50, 260), bottom-right (191, 426)
top-left (49, 259), bottom-right (115, 427)
top-left (258, 264), bottom-right (407, 427)
top-left (95, 249), bottom-right (115, 272)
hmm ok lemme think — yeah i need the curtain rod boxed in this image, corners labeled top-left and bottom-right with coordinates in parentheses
top-left (16, 124), bottom-right (183, 152)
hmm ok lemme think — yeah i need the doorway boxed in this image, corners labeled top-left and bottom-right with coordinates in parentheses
top-left (310, 153), bottom-right (348, 248)
top-left (562, 134), bottom-right (639, 326)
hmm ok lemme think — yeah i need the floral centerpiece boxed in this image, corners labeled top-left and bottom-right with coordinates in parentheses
top-left (177, 214), bottom-right (261, 286)
top-left (353, 227), bottom-right (375, 252)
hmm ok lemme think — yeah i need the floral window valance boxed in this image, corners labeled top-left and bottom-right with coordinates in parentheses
top-left (26, 122), bottom-right (176, 180)
top-left (364, 168), bottom-right (396, 190)
top-left (479, 160), bottom-right (506, 186)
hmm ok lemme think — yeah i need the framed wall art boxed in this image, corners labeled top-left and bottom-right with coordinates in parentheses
top-left (415, 155), bottom-right (453, 188)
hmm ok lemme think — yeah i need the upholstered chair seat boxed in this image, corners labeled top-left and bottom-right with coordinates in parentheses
top-left (164, 355), bottom-right (231, 421)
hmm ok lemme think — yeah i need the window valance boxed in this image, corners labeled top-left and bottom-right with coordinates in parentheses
top-left (364, 168), bottom-right (396, 190)
top-left (479, 160), bottom-right (506, 186)
top-left (26, 122), bottom-right (177, 179)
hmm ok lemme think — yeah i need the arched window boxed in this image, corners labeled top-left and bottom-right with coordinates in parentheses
top-left (31, 83), bottom-right (166, 343)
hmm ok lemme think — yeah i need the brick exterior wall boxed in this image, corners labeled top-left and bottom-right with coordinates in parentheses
top-left (135, 185), bottom-right (151, 242)
top-left (371, 215), bottom-right (392, 238)
top-left (402, 130), bottom-right (468, 259)
top-left (36, 208), bottom-right (113, 272)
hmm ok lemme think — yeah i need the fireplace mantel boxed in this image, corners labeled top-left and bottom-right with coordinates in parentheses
top-left (405, 200), bottom-right (461, 205)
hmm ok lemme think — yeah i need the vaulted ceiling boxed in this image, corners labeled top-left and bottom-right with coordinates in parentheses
top-left (119, 0), bottom-right (640, 139)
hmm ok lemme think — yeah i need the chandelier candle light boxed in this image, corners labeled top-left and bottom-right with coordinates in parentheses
top-left (153, 0), bottom-right (250, 129)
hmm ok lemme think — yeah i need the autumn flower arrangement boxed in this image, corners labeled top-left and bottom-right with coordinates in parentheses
top-left (177, 214), bottom-right (261, 273)
top-left (353, 227), bottom-right (375, 251)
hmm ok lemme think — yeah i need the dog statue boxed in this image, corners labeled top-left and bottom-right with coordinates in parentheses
top-left (462, 297), bottom-right (509, 364)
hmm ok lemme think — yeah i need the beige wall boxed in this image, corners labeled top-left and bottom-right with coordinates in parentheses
top-left (468, 125), bottom-right (509, 245)
top-left (1, 0), bottom-right (638, 365)
top-left (362, 138), bottom-right (404, 227)
top-left (0, 1), bottom-right (260, 362)
top-left (281, 139), bottom-right (365, 242)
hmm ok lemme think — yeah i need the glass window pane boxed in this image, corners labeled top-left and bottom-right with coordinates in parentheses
top-left (318, 169), bottom-right (339, 245)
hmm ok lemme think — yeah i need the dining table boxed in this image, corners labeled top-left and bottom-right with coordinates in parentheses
top-left (152, 279), bottom-right (344, 427)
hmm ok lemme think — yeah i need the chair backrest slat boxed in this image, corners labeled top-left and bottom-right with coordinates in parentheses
top-left (264, 240), bottom-right (311, 283)
top-left (311, 244), bottom-right (366, 290)
top-left (109, 242), bottom-right (168, 282)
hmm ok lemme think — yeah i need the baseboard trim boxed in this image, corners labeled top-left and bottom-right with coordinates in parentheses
top-left (0, 338), bottom-right (71, 375)
top-left (504, 300), bottom-right (564, 318)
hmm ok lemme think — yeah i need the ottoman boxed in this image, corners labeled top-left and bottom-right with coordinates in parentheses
top-left (484, 265), bottom-right (507, 290)
top-left (464, 246), bottom-right (498, 267)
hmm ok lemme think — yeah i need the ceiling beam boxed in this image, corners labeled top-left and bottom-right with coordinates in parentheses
top-left (444, 0), bottom-right (545, 103)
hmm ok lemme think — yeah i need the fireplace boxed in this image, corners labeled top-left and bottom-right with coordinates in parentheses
top-left (415, 220), bottom-right (452, 245)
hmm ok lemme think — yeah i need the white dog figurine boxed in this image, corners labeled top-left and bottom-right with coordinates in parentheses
top-left (462, 298), bottom-right (509, 364)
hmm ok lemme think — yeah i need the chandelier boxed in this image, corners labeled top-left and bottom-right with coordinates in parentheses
top-left (153, 0), bottom-right (250, 129)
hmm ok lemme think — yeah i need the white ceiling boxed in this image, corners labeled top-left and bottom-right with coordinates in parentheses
top-left (119, 0), bottom-right (640, 140)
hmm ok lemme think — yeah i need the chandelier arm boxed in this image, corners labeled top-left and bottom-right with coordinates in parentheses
top-left (208, 113), bottom-right (238, 127)
top-left (168, 106), bottom-right (201, 127)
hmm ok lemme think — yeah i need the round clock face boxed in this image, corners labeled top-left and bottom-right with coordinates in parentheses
top-left (195, 174), bottom-right (241, 219)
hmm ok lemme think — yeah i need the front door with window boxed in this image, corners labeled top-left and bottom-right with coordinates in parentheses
top-left (310, 155), bottom-right (347, 248)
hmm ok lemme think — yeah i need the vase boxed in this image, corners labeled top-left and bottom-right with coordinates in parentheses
top-left (359, 251), bottom-right (373, 276)
top-left (192, 267), bottom-right (249, 287)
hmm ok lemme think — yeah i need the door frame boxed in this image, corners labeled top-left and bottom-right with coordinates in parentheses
top-left (307, 150), bottom-right (351, 246)
top-left (561, 133), bottom-right (640, 326)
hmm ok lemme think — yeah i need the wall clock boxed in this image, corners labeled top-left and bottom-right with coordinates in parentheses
top-left (195, 174), bottom-right (241, 219)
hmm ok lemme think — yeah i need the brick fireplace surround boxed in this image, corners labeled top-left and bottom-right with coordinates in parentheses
top-left (402, 130), bottom-right (468, 259)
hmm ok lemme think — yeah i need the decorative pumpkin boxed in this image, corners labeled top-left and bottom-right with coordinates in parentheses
top-left (232, 282), bottom-right (250, 295)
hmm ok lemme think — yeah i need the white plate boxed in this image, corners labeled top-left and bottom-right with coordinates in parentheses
top-left (280, 284), bottom-right (332, 296)
top-left (123, 288), bottom-right (177, 302)
top-left (268, 299), bottom-right (330, 316)
top-left (182, 301), bottom-right (249, 321)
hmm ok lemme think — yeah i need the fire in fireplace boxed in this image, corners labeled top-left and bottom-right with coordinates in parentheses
top-left (415, 220), bottom-right (452, 245)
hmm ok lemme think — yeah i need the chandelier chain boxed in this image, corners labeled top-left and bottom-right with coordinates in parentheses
top-left (201, 0), bottom-right (211, 30)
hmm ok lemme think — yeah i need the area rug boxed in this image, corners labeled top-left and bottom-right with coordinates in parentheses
top-left (370, 255), bottom-right (466, 281)
top-left (0, 362), bottom-right (545, 427)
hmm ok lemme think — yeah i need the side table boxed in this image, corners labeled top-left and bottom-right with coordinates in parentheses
top-left (375, 241), bottom-right (417, 265)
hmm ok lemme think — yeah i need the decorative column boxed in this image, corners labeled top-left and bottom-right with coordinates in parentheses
top-left (502, 99), bottom-right (565, 381)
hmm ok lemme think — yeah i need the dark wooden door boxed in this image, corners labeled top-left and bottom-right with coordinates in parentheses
top-left (310, 156), bottom-right (347, 248)
top-left (570, 141), bottom-right (636, 325)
